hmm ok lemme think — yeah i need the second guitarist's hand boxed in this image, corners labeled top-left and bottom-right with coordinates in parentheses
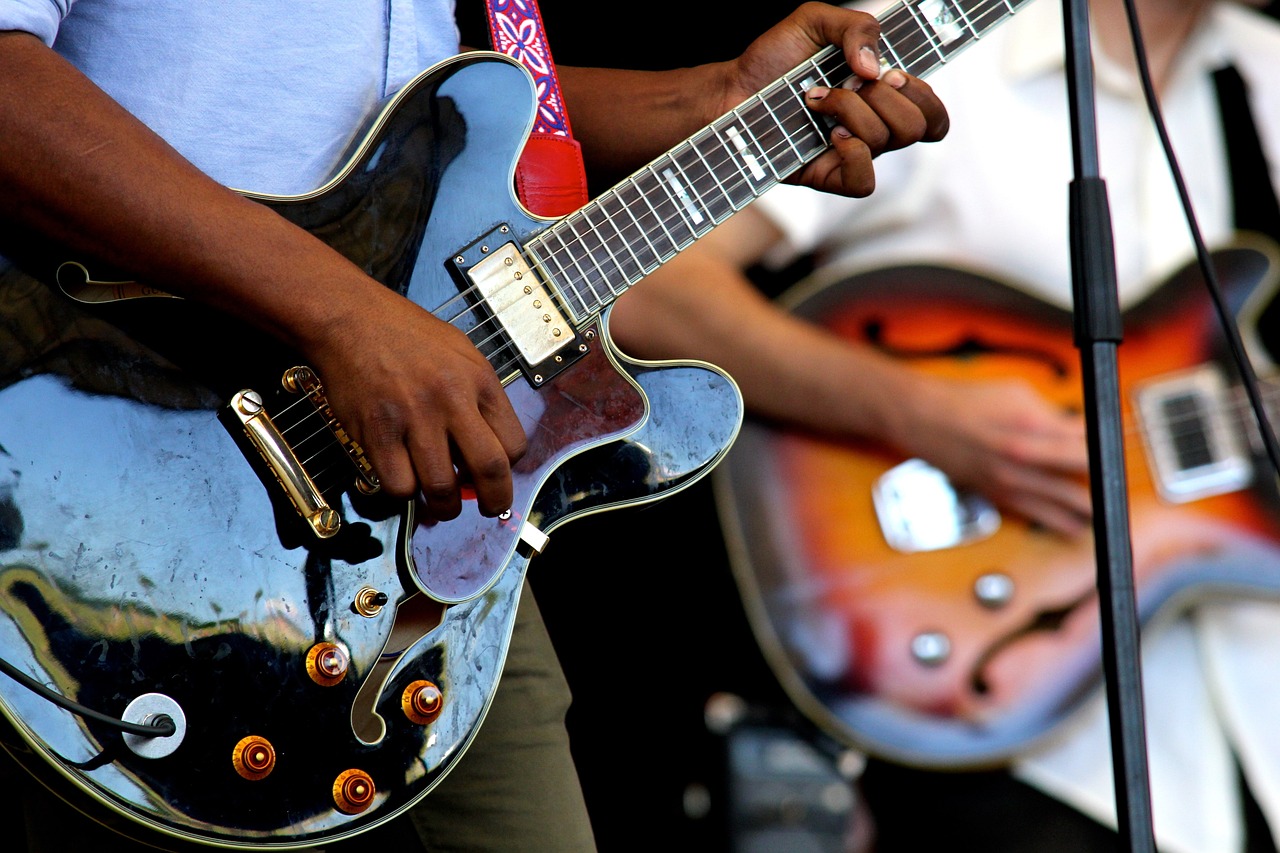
top-left (885, 373), bottom-right (1093, 537)
top-left (610, 206), bottom-right (1092, 537)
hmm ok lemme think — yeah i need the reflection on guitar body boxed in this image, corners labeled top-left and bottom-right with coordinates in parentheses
top-left (716, 238), bottom-right (1280, 769)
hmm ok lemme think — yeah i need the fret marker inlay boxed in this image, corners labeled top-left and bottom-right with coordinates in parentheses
top-left (662, 168), bottom-right (705, 225)
top-left (920, 0), bottom-right (965, 44)
top-left (725, 126), bottom-right (767, 181)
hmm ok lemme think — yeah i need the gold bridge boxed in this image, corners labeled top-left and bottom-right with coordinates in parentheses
top-left (231, 367), bottom-right (379, 539)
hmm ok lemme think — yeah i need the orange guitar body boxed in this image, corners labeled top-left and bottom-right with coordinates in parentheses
top-left (716, 240), bottom-right (1280, 768)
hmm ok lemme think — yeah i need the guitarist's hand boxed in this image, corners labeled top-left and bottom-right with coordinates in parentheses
top-left (302, 283), bottom-right (529, 521)
top-left (722, 2), bottom-right (950, 197)
top-left (0, 32), bottom-right (527, 523)
top-left (557, 3), bottom-right (946, 198)
top-left (895, 375), bottom-right (1094, 537)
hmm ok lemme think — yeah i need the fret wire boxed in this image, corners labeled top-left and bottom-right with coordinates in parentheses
top-left (566, 212), bottom-right (626, 303)
top-left (599, 200), bottom-right (650, 277)
top-left (580, 203), bottom-right (640, 289)
top-left (787, 60), bottom-right (837, 142)
top-left (688, 129), bottom-right (743, 215)
top-left (903, 2), bottom-right (949, 66)
top-left (691, 133), bottom-right (742, 220)
top-left (606, 190), bottom-right (662, 274)
top-left (730, 104), bottom-right (784, 183)
top-left (531, 235), bottom-right (592, 319)
top-left (557, 216), bottom-right (611, 311)
top-left (759, 84), bottom-right (808, 167)
top-left (709, 125), bottom-right (766, 210)
top-left (637, 163), bottom-right (692, 253)
top-left (613, 179), bottom-right (665, 273)
top-left (951, 0), bottom-right (981, 38)
top-left (671, 144), bottom-right (733, 230)
top-left (881, 37), bottom-right (908, 70)
top-left (660, 154), bottom-right (713, 239)
top-left (627, 172), bottom-right (683, 263)
top-left (568, 210), bottom-right (626, 297)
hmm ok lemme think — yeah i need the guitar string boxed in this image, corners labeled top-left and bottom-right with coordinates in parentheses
top-left (468, 13), bottom-right (957, 339)
top-left (267, 1), bottom-right (1020, 486)
top-left (219, 3), bottom-right (1270, 521)
top-left (434, 4), bottom-right (1006, 375)
top-left (473, 1), bottom-right (1030, 375)
top-left (495, 0), bottom-right (1026, 337)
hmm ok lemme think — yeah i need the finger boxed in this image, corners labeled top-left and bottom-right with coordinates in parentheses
top-left (1009, 492), bottom-right (1092, 538)
top-left (998, 465), bottom-right (1094, 521)
top-left (410, 423), bottom-right (464, 521)
top-left (477, 384), bottom-right (529, 465)
top-left (793, 3), bottom-right (882, 79)
top-left (794, 124), bottom-right (875, 196)
top-left (806, 85), bottom-right (892, 154)
top-left (450, 416), bottom-right (517, 518)
top-left (355, 405), bottom-right (418, 499)
top-left (872, 70), bottom-right (949, 142)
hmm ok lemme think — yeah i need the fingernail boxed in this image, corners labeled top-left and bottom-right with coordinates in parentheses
top-left (883, 69), bottom-right (907, 89)
top-left (806, 86), bottom-right (830, 101)
top-left (833, 126), bottom-right (852, 139)
top-left (858, 45), bottom-right (881, 77)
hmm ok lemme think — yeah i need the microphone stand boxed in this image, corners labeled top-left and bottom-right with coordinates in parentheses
top-left (1061, 0), bottom-right (1157, 850)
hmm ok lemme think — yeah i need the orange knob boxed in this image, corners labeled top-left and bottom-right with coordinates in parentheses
top-left (333, 768), bottom-right (376, 814)
top-left (305, 642), bottom-right (349, 687)
top-left (402, 680), bottom-right (443, 725)
top-left (232, 735), bottom-right (276, 781)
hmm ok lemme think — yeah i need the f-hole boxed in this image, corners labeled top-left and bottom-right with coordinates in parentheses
top-left (350, 592), bottom-right (445, 742)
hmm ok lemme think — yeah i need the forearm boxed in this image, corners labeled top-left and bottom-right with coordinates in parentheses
top-left (609, 242), bottom-right (926, 446)
top-left (0, 31), bottom-right (384, 353)
top-left (557, 63), bottom-right (730, 186)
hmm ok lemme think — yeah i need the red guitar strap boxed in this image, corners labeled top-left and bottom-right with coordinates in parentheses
top-left (484, 0), bottom-right (590, 216)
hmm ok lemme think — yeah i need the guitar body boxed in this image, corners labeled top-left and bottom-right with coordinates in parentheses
top-left (716, 241), bottom-right (1280, 768)
top-left (0, 52), bottom-right (741, 847)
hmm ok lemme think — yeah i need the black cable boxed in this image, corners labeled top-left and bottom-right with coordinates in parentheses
top-left (1122, 0), bottom-right (1280, 481)
top-left (0, 656), bottom-right (176, 738)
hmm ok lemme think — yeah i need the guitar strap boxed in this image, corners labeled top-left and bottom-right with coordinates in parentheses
top-left (1212, 64), bottom-right (1280, 244)
top-left (1213, 64), bottom-right (1280, 349)
top-left (483, 0), bottom-right (590, 216)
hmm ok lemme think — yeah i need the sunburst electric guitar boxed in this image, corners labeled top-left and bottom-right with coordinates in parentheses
top-left (0, 0), bottom-right (1036, 847)
top-left (716, 236), bottom-right (1280, 770)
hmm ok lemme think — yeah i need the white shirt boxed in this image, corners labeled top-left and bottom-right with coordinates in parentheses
top-left (756, 3), bottom-right (1280, 851)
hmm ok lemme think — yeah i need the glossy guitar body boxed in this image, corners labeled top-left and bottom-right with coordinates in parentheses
top-left (0, 52), bottom-right (741, 848)
top-left (716, 239), bottom-right (1280, 769)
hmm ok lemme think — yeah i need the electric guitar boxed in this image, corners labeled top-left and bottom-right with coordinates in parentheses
top-left (0, 0), bottom-right (1034, 845)
top-left (715, 236), bottom-right (1280, 770)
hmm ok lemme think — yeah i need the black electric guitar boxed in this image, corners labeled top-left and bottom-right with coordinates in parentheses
top-left (715, 236), bottom-right (1280, 770)
top-left (0, 0), bottom-right (1033, 846)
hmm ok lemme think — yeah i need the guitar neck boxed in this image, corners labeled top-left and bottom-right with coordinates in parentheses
top-left (527, 0), bottom-right (1037, 321)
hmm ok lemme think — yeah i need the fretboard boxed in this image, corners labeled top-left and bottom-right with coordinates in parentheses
top-left (526, 0), bottom-right (1038, 322)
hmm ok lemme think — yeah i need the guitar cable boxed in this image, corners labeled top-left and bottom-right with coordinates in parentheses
top-left (0, 656), bottom-right (176, 739)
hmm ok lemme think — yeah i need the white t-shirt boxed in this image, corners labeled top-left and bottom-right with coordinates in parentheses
top-left (756, 3), bottom-right (1280, 852)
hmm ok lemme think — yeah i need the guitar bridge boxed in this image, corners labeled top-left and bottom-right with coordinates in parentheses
top-left (231, 367), bottom-right (380, 539)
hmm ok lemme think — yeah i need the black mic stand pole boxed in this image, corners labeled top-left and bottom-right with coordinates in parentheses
top-left (1061, 0), bottom-right (1157, 850)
